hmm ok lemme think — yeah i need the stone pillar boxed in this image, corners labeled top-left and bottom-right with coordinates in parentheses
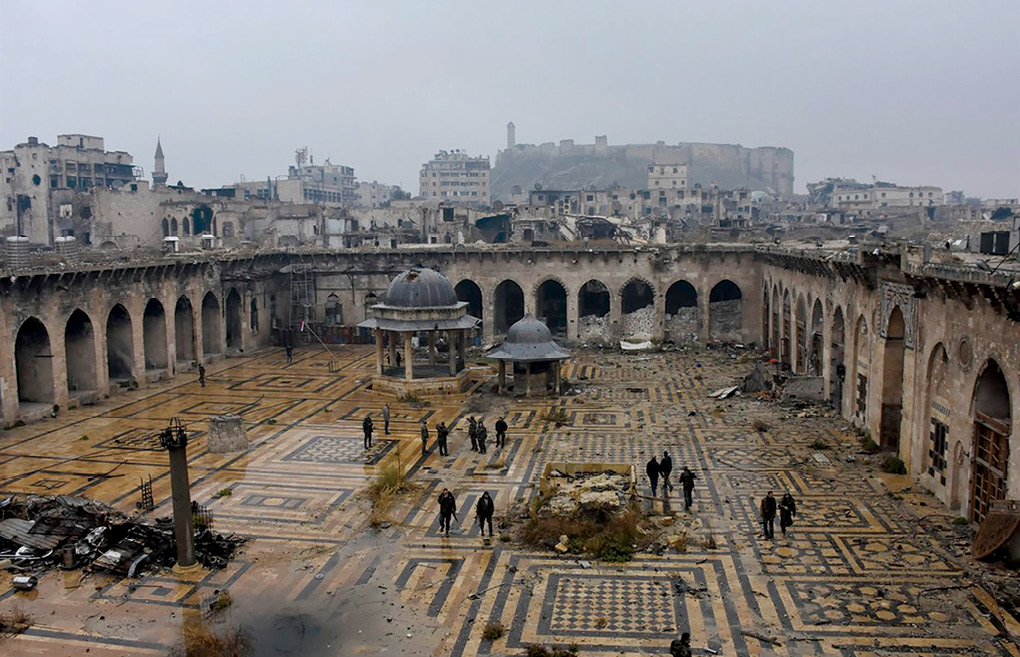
top-left (457, 329), bottom-right (466, 371)
top-left (699, 291), bottom-right (711, 344)
top-left (207, 414), bottom-right (248, 453)
top-left (554, 361), bottom-right (562, 395)
top-left (428, 330), bottom-right (437, 365)
top-left (404, 332), bottom-right (414, 380)
top-left (447, 330), bottom-right (457, 376)
top-left (387, 332), bottom-right (397, 367)
top-left (652, 293), bottom-right (666, 342)
top-left (193, 297), bottom-right (205, 366)
top-left (525, 362), bottom-right (532, 397)
top-left (498, 360), bottom-right (506, 393)
top-left (165, 435), bottom-right (196, 569)
top-left (374, 329), bottom-right (384, 374)
top-left (566, 290), bottom-right (578, 342)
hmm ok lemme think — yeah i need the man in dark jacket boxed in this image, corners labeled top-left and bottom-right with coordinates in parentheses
top-left (382, 403), bottom-right (391, 435)
top-left (779, 492), bottom-right (797, 537)
top-left (660, 451), bottom-right (674, 492)
top-left (420, 420), bottom-right (430, 456)
top-left (476, 491), bottom-right (495, 537)
top-left (438, 488), bottom-right (457, 538)
top-left (670, 632), bottom-right (692, 657)
top-left (477, 421), bottom-right (488, 454)
top-left (467, 416), bottom-right (478, 452)
top-left (679, 466), bottom-right (697, 511)
top-left (760, 491), bottom-right (777, 539)
top-left (495, 416), bottom-right (508, 448)
top-left (646, 456), bottom-right (660, 496)
top-left (436, 421), bottom-right (450, 456)
top-left (362, 414), bottom-right (374, 449)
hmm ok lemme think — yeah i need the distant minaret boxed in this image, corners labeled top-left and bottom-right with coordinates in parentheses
top-left (507, 122), bottom-right (516, 149)
top-left (153, 138), bottom-right (168, 186)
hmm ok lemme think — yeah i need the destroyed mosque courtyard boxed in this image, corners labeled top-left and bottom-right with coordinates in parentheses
top-left (0, 243), bottom-right (1017, 656)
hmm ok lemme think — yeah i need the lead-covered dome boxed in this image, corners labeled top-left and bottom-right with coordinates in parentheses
top-left (383, 267), bottom-right (458, 308)
top-left (487, 313), bottom-right (570, 362)
top-left (505, 313), bottom-right (554, 344)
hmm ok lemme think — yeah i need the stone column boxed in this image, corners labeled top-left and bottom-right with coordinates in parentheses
top-left (652, 293), bottom-right (666, 342)
top-left (404, 332), bottom-right (414, 380)
top-left (374, 329), bottom-right (384, 375)
top-left (554, 361), bottom-right (562, 395)
top-left (428, 330), bottom-right (437, 365)
top-left (457, 329), bottom-right (466, 371)
top-left (447, 330), bottom-right (457, 376)
top-left (566, 289), bottom-right (579, 342)
top-left (498, 360), bottom-right (506, 393)
top-left (525, 361), bottom-right (532, 397)
top-left (699, 291), bottom-right (711, 344)
top-left (387, 332), bottom-right (397, 368)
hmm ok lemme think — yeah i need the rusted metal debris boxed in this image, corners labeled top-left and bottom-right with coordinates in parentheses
top-left (0, 494), bottom-right (245, 578)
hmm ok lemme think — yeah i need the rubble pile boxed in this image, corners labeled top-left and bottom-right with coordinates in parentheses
top-left (621, 305), bottom-right (654, 339)
top-left (542, 471), bottom-right (631, 516)
top-left (707, 299), bottom-right (741, 341)
top-left (665, 307), bottom-right (699, 344)
top-left (578, 314), bottom-right (610, 343)
top-left (0, 495), bottom-right (245, 580)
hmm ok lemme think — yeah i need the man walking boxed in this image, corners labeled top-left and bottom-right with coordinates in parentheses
top-left (362, 414), bottom-right (374, 449)
top-left (285, 344), bottom-right (293, 364)
top-left (760, 491), bottom-right (777, 539)
top-left (660, 451), bottom-right (674, 493)
top-left (197, 363), bottom-right (206, 388)
top-left (420, 419), bottom-right (430, 457)
top-left (468, 416), bottom-right (478, 452)
top-left (779, 492), bottom-right (797, 537)
top-left (476, 491), bottom-right (495, 537)
top-left (679, 466), bottom-right (697, 512)
top-left (382, 403), bottom-right (391, 435)
top-left (438, 488), bottom-right (457, 538)
top-left (670, 632), bottom-right (692, 657)
top-left (646, 455), bottom-right (660, 497)
top-left (477, 421), bottom-right (488, 454)
top-left (495, 416), bottom-right (508, 449)
top-left (436, 421), bottom-right (450, 456)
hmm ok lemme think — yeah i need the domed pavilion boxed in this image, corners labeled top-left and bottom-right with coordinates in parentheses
top-left (359, 267), bottom-right (479, 395)
top-left (487, 313), bottom-right (570, 396)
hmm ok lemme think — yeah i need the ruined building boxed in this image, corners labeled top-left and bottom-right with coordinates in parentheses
top-left (419, 150), bottom-right (491, 206)
top-left (0, 242), bottom-right (1017, 528)
top-left (1, 135), bottom-right (140, 245)
top-left (492, 130), bottom-right (794, 201)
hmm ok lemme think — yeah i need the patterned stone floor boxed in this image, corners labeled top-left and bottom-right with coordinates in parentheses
top-left (0, 345), bottom-right (1017, 655)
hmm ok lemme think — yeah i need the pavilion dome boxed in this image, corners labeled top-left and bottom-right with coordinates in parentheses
top-left (486, 313), bottom-right (570, 362)
top-left (504, 313), bottom-right (554, 345)
top-left (383, 267), bottom-right (459, 308)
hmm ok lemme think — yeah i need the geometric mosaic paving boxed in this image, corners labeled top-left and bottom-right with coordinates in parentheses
top-left (542, 575), bottom-right (681, 636)
top-left (281, 435), bottom-right (397, 465)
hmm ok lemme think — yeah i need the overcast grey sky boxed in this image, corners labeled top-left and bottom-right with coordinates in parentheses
top-left (2, 1), bottom-right (1018, 197)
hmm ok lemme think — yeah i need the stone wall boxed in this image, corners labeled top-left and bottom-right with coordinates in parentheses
top-left (708, 299), bottom-right (742, 342)
top-left (621, 305), bottom-right (654, 340)
top-left (578, 314), bottom-right (610, 344)
top-left (665, 307), bottom-right (699, 344)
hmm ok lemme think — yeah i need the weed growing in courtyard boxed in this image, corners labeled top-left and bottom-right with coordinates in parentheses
top-left (215, 488), bottom-right (233, 498)
top-left (809, 438), bottom-right (830, 450)
top-left (0, 606), bottom-right (34, 636)
top-left (881, 457), bottom-right (907, 474)
top-left (168, 620), bottom-right (253, 657)
top-left (525, 643), bottom-right (579, 657)
top-left (367, 454), bottom-right (412, 526)
top-left (752, 419), bottom-right (770, 432)
top-left (208, 590), bottom-right (233, 613)
top-left (520, 503), bottom-right (644, 562)
top-left (542, 408), bottom-right (569, 427)
top-left (482, 621), bottom-right (506, 641)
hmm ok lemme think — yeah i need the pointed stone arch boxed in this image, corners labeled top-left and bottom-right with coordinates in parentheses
top-left (708, 279), bottom-right (742, 343)
top-left (65, 309), bottom-right (97, 395)
top-left (202, 291), bottom-right (221, 356)
top-left (665, 279), bottom-right (698, 344)
top-left (16, 317), bottom-right (55, 405)
top-left (226, 288), bottom-right (242, 351)
top-left (106, 303), bottom-right (134, 381)
top-left (455, 279), bottom-right (483, 324)
top-left (969, 358), bottom-right (1012, 524)
top-left (174, 296), bottom-right (195, 364)
top-left (535, 278), bottom-right (568, 337)
top-left (143, 299), bottom-right (168, 371)
top-left (493, 280), bottom-right (524, 335)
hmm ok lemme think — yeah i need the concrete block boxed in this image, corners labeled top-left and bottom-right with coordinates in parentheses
top-left (207, 414), bottom-right (247, 454)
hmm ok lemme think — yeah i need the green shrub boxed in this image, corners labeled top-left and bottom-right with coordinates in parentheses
top-left (482, 622), bottom-right (505, 641)
top-left (809, 438), bottom-right (830, 450)
top-left (881, 457), bottom-right (907, 474)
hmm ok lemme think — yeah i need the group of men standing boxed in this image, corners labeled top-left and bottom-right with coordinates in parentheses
top-left (436, 488), bottom-right (495, 538)
top-left (361, 407), bottom-right (508, 460)
top-left (646, 451), bottom-right (698, 511)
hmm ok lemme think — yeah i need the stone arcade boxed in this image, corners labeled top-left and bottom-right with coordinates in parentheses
top-left (0, 243), bottom-right (1018, 524)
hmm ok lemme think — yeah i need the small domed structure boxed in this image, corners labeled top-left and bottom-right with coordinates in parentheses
top-left (487, 314), bottom-right (570, 396)
top-left (358, 267), bottom-right (479, 395)
top-left (382, 268), bottom-right (459, 309)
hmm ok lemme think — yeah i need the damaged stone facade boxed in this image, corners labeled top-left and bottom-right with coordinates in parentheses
top-left (1, 244), bottom-right (1018, 525)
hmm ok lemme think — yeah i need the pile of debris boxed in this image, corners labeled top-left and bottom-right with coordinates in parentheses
top-left (578, 314), bottom-right (610, 343)
top-left (542, 470), bottom-right (632, 517)
top-left (0, 495), bottom-right (245, 582)
top-left (621, 305), bottom-right (655, 339)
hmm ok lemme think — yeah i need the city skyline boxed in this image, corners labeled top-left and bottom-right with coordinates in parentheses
top-left (2, 1), bottom-right (1018, 198)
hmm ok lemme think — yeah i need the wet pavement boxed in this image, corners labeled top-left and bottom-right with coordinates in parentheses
top-left (0, 345), bottom-right (1017, 656)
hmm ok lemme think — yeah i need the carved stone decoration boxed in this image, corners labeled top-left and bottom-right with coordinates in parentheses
top-left (880, 281), bottom-right (917, 349)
